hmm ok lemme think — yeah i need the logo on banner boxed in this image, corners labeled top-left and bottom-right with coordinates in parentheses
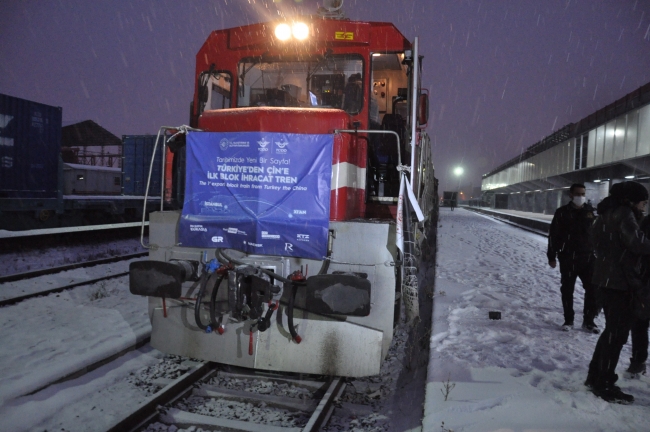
top-left (285, 243), bottom-right (294, 251)
top-left (220, 138), bottom-right (250, 150)
top-left (297, 234), bottom-right (310, 242)
top-left (190, 224), bottom-right (207, 232)
top-left (225, 227), bottom-right (246, 235)
top-left (275, 140), bottom-right (289, 154)
top-left (293, 209), bottom-right (306, 215)
top-left (244, 241), bottom-right (263, 247)
top-left (211, 236), bottom-right (224, 243)
top-left (261, 231), bottom-right (280, 240)
top-left (257, 138), bottom-right (270, 152)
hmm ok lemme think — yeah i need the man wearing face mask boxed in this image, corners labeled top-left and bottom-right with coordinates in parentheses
top-left (547, 183), bottom-right (600, 333)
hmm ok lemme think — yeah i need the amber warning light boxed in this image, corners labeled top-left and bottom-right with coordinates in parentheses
top-left (275, 22), bottom-right (310, 41)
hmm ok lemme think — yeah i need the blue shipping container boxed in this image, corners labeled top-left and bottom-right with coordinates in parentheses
top-left (122, 135), bottom-right (163, 196)
top-left (0, 94), bottom-right (62, 198)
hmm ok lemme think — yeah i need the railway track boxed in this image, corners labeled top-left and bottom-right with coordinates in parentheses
top-left (110, 364), bottom-right (346, 432)
top-left (0, 252), bottom-right (147, 307)
top-left (461, 206), bottom-right (550, 237)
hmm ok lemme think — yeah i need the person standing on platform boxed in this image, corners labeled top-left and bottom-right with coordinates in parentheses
top-left (586, 181), bottom-right (650, 403)
top-left (626, 215), bottom-right (650, 377)
top-left (547, 183), bottom-right (600, 332)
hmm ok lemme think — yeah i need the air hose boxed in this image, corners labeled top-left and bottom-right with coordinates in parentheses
top-left (287, 271), bottom-right (306, 343)
top-left (195, 259), bottom-right (221, 332)
top-left (209, 273), bottom-right (226, 334)
top-left (217, 249), bottom-right (305, 343)
top-left (286, 281), bottom-right (303, 343)
top-left (194, 272), bottom-right (210, 331)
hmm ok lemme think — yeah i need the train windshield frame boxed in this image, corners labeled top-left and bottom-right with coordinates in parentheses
top-left (237, 54), bottom-right (364, 113)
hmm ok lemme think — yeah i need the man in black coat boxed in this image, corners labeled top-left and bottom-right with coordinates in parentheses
top-left (627, 215), bottom-right (650, 377)
top-left (586, 181), bottom-right (650, 403)
top-left (547, 183), bottom-right (599, 332)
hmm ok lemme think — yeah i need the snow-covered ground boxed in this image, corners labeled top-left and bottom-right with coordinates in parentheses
top-left (0, 236), bottom-right (145, 276)
top-left (0, 258), bottom-right (137, 301)
top-left (2, 209), bottom-right (648, 431)
top-left (0, 262), bottom-right (153, 431)
top-left (423, 208), bottom-right (649, 432)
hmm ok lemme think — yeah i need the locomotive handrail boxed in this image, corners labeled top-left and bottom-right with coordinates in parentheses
top-left (140, 125), bottom-right (202, 249)
top-left (409, 37), bottom-right (419, 186)
top-left (333, 129), bottom-right (403, 167)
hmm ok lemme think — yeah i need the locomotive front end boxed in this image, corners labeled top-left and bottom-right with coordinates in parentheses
top-left (129, 14), bottom-right (434, 377)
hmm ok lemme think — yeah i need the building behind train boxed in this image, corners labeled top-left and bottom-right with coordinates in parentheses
top-left (481, 82), bottom-right (650, 212)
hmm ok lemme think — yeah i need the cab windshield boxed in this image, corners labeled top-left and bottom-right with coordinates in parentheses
top-left (237, 54), bottom-right (364, 114)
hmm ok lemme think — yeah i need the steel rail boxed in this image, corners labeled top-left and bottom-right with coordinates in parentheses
top-left (461, 206), bottom-right (549, 237)
top-left (109, 364), bottom-right (344, 432)
top-left (0, 221), bottom-right (149, 239)
top-left (0, 272), bottom-right (130, 307)
top-left (0, 251), bottom-right (147, 284)
top-left (107, 362), bottom-right (216, 432)
top-left (302, 377), bottom-right (345, 432)
top-left (23, 334), bottom-right (151, 398)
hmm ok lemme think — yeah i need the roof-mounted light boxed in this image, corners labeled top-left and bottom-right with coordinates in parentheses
top-left (292, 22), bottom-right (309, 40)
top-left (275, 23), bottom-right (292, 41)
top-left (275, 21), bottom-right (309, 41)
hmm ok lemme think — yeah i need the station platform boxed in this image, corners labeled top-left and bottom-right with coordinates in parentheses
top-left (422, 207), bottom-right (648, 431)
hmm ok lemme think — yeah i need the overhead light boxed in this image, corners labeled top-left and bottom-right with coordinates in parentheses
top-left (594, 179), bottom-right (601, 183)
top-left (373, 53), bottom-right (381, 56)
top-left (625, 175), bottom-right (635, 179)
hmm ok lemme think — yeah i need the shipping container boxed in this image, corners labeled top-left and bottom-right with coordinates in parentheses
top-left (122, 135), bottom-right (163, 196)
top-left (63, 163), bottom-right (122, 195)
top-left (0, 93), bottom-right (62, 198)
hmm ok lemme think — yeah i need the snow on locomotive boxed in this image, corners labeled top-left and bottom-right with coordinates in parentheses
top-left (130, 4), bottom-right (435, 377)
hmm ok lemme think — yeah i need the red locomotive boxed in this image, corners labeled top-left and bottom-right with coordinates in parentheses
top-left (131, 2), bottom-right (436, 377)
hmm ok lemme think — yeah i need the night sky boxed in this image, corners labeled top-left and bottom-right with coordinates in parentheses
top-left (1, 0), bottom-right (649, 192)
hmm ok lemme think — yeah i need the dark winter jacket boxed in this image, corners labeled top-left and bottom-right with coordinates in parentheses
top-left (547, 202), bottom-right (596, 262)
top-left (591, 200), bottom-right (650, 291)
top-left (636, 216), bottom-right (650, 319)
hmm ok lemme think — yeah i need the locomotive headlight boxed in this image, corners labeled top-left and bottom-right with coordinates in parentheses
top-left (275, 23), bottom-right (292, 41)
top-left (292, 22), bottom-right (309, 40)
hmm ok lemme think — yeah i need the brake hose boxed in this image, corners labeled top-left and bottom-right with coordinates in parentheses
top-left (195, 271), bottom-right (221, 331)
top-left (217, 248), bottom-right (304, 343)
top-left (286, 281), bottom-right (303, 343)
top-left (194, 272), bottom-right (209, 331)
top-left (209, 274), bottom-right (226, 334)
